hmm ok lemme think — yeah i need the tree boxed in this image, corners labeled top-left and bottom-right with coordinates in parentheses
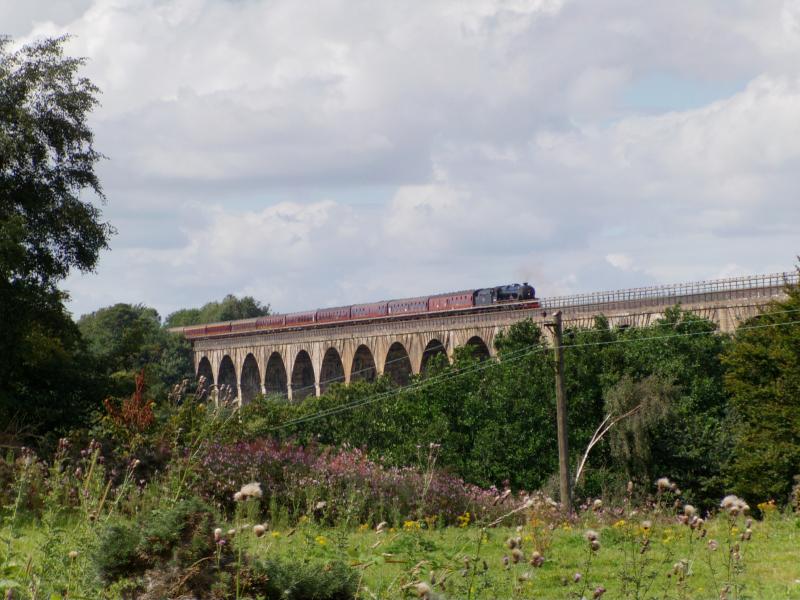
top-left (78, 304), bottom-right (194, 399)
top-left (0, 36), bottom-right (112, 437)
top-left (165, 294), bottom-right (270, 327)
top-left (723, 272), bottom-right (800, 503)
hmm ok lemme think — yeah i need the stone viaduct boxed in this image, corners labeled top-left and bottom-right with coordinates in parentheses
top-left (185, 272), bottom-right (797, 404)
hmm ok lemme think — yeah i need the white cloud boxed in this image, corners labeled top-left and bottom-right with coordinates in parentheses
top-left (15, 0), bottom-right (796, 317)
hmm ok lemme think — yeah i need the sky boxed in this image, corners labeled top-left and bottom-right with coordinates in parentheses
top-left (5, 0), bottom-right (800, 319)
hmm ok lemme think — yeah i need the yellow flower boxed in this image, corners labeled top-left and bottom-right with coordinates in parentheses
top-left (613, 519), bottom-right (626, 528)
top-left (271, 531), bottom-right (281, 538)
top-left (358, 523), bottom-right (369, 532)
top-left (403, 520), bottom-right (421, 530)
top-left (457, 512), bottom-right (471, 528)
top-left (758, 500), bottom-right (777, 512)
top-left (299, 515), bottom-right (309, 523)
top-left (315, 535), bottom-right (327, 546)
top-left (561, 523), bottom-right (572, 531)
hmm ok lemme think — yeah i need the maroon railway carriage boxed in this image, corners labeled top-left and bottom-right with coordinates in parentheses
top-left (388, 296), bottom-right (428, 315)
top-left (317, 306), bottom-right (352, 323)
top-left (205, 322), bottom-right (232, 335)
top-left (183, 325), bottom-right (207, 339)
top-left (285, 310), bottom-right (316, 326)
top-left (256, 314), bottom-right (286, 329)
top-left (351, 301), bottom-right (388, 319)
top-left (428, 290), bottom-right (475, 312)
top-left (231, 317), bottom-right (258, 333)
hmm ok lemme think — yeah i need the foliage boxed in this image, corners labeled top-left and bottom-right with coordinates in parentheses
top-left (78, 303), bottom-right (194, 399)
top-left (249, 557), bottom-right (358, 600)
top-left (102, 369), bottom-right (155, 434)
top-left (605, 374), bottom-right (678, 482)
top-left (251, 309), bottom-right (732, 506)
top-left (96, 497), bottom-right (216, 583)
top-left (196, 439), bottom-right (521, 525)
top-left (0, 36), bottom-right (112, 440)
top-left (723, 272), bottom-right (800, 503)
top-left (164, 293), bottom-right (270, 327)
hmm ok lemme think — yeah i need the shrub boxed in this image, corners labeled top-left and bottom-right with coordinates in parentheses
top-left (95, 497), bottom-right (217, 582)
top-left (95, 523), bottom-right (145, 582)
top-left (246, 557), bottom-right (358, 600)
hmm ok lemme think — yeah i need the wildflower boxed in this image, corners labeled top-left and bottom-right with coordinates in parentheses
top-left (585, 529), bottom-right (599, 542)
top-left (594, 585), bottom-right (607, 598)
top-left (573, 572), bottom-right (582, 583)
top-left (68, 550), bottom-right (78, 560)
top-left (414, 582), bottom-right (432, 598)
top-left (593, 499), bottom-right (603, 510)
top-left (506, 537), bottom-right (519, 549)
top-left (404, 520), bottom-right (421, 530)
top-left (529, 551), bottom-right (545, 567)
top-left (253, 524), bottom-right (266, 537)
top-left (683, 504), bottom-right (696, 518)
top-left (315, 535), bottom-right (327, 546)
top-left (271, 531), bottom-right (281, 538)
top-left (708, 539), bottom-right (719, 551)
top-left (613, 519), bottom-right (626, 528)
top-left (511, 548), bottom-right (524, 564)
top-left (641, 520), bottom-right (652, 531)
top-left (591, 539), bottom-right (601, 552)
top-left (656, 477), bottom-right (672, 491)
top-left (742, 528), bottom-right (752, 541)
top-left (237, 482), bottom-right (263, 500)
top-left (213, 527), bottom-right (223, 542)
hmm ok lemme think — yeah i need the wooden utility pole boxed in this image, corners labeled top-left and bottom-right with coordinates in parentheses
top-left (549, 310), bottom-right (571, 514)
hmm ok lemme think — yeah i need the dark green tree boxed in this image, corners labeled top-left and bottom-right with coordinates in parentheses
top-left (78, 303), bottom-right (194, 399)
top-left (165, 294), bottom-right (269, 327)
top-left (723, 272), bottom-right (800, 503)
top-left (0, 36), bottom-right (112, 436)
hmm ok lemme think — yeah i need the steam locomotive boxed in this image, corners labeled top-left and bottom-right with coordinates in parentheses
top-left (178, 282), bottom-right (537, 340)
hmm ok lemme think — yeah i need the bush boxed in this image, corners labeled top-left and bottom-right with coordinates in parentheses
top-left (95, 497), bottom-right (217, 582)
top-left (247, 557), bottom-right (358, 600)
top-left (95, 523), bottom-right (145, 582)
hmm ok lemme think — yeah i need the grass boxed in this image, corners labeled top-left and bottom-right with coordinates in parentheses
top-left (2, 496), bottom-right (800, 598)
top-left (231, 514), bottom-right (800, 599)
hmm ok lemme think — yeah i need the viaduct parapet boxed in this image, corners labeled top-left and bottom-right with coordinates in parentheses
top-left (187, 272), bottom-right (796, 403)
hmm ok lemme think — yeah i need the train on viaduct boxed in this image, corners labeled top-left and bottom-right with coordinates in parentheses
top-left (172, 272), bottom-right (796, 404)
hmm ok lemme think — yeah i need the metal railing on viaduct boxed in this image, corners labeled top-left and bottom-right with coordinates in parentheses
top-left (186, 271), bottom-right (797, 403)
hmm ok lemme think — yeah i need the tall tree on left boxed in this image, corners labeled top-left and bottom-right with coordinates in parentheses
top-left (0, 36), bottom-right (113, 440)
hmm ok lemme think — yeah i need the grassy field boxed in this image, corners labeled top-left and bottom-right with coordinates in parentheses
top-left (236, 513), bottom-right (800, 599)
top-left (7, 507), bottom-right (798, 599)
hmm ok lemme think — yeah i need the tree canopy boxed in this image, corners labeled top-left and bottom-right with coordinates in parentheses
top-left (78, 303), bottom-right (194, 399)
top-left (165, 294), bottom-right (270, 327)
top-left (0, 36), bottom-right (113, 437)
top-left (723, 271), bottom-right (800, 502)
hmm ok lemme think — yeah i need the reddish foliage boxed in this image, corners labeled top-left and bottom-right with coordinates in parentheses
top-left (103, 369), bottom-right (155, 433)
